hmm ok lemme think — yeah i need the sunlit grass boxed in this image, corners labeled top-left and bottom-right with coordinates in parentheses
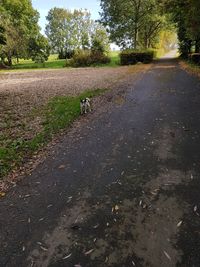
top-left (10, 52), bottom-right (121, 70)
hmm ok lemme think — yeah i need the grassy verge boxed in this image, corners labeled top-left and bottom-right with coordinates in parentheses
top-left (0, 88), bottom-right (107, 179)
top-left (179, 60), bottom-right (200, 77)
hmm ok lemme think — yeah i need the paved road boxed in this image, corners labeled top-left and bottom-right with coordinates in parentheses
top-left (1, 58), bottom-right (200, 267)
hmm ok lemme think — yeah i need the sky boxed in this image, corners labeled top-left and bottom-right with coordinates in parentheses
top-left (32, 0), bottom-right (101, 34)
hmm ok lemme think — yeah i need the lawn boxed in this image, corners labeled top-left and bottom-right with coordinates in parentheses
top-left (12, 54), bottom-right (66, 69)
top-left (11, 52), bottom-right (120, 70)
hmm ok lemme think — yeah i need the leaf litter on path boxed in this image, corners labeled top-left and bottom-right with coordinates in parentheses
top-left (163, 250), bottom-right (171, 261)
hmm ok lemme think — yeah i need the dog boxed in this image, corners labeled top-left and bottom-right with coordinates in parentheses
top-left (80, 97), bottom-right (91, 115)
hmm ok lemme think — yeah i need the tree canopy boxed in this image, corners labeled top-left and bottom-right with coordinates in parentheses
top-left (0, 0), bottom-right (49, 65)
top-left (162, 0), bottom-right (200, 56)
top-left (100, 0), bottom-right (170, 50)
top-left (45, 8), bottom-right (110, 59)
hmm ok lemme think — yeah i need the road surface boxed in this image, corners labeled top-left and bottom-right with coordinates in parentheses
top-left (1, 58), bottom-right (200, 267)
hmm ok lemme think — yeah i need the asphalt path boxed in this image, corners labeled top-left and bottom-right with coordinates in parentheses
top-left (1, 58), bottom-right (200, 267)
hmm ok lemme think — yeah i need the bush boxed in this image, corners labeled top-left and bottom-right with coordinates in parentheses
top-left (189, 53), bottom-right (200, 65)
top-left (90, 51), bottom-right (111, 65)
top-left (65, 50), bottom-right (111, 67)
top-left (120, 50), bottom-right (154, 65)
top-left (58, 50), bottom-right (75, 59)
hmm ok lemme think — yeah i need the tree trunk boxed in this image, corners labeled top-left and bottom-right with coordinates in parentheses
top-left (7, 53), bottom-right (12, 66)
top-left (134, 23), bottom-right (138, 50)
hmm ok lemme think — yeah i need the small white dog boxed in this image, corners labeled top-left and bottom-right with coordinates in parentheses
top-left (80, 97), bottom-right (91, 115)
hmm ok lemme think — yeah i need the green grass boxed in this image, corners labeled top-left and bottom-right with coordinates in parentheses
top-left (12, 54), bottom-right (66, 70)
top-left (0, 88), bottom-right (107, 179)
top-left (10, 52), bottom-right (120, 70)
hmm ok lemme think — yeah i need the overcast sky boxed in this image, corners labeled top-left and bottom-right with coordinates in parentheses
top-left (32, 0), bottom-right (101, 33)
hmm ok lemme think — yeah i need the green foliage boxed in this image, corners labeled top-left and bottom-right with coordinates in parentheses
top-left (0, 89), bottom-right (107, 178)
top-left (100, 0), bottom-right (167, 50)
top-left (45, 8), bottom-right (110, 59)
top-left (91, 24), bottom-right (110, 54)
top-left (163, 0), bottom-right (200, 57)
top-left (120, 50), bottom-right (154, 65)
top-left (0, 25), bottom-right (6, 46)
top-left (0, 0), bottom-right (43, 65)
top-left (46, 8), bottom-right (93, 58)
top-left (28, 34), bottom-right (50, 63)
top-left (66, 49), bottom-right (111, 67)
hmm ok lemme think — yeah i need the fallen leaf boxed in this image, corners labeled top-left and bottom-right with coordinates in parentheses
top-left (85, 249), bottom-right (94, 255)
top-left (40, 246), bottom-right (48, 251)
top-left (194, 205), bottom-right (198, 212)
top-left (177, 221), bottom-right (183, 227)
top-left (115, 205), bottom-right (119, 211)
top-left (63, 253), bottom-right (72, 259)
top-left (163, 250), bottom-right (171, 261)
top-left (0, 192), bottom-right (6, 198)
top-left (74, 264), bottom-right (82, 267)
top-left (132, 260), bottom-right (136, 266)
top-left (58, 165), bottom-right (65, 169)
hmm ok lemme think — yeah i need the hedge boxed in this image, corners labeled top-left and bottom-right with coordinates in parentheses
top-left (120, 50), bottom-right (154, 65)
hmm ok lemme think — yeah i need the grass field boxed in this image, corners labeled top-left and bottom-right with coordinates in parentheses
top-left (11, 52), bottom-right (120, 70)
top-left (12, 54), bottom-right (66, 69)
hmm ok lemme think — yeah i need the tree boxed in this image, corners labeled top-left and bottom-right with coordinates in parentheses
top-left (0, 0), bottom-right (42, 65)
top-left (28, 34), bottom-right (50, 63)
top-left (91, 24), bottom-right (110, 54)
top-left (161, 0), bottom-right (200, 56)
top-left (100, 0), bottom-right (166, 49)
top-left (45, 8), bottom-right (94, 59)
top-left (0, 26), bottom-right (6, 46)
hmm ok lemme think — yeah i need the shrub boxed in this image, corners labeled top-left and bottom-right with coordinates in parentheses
top-left (189, 53), bottom-right (200, 65)
top-left (120, 50), bottom-right (154, 65)
top-left (90, 51), bottom-right (111, 65)
top-left (71, 50), bottom-right (92, 67)
top-left (65, 50), bottom-right (111, 67)
top-left (58, 50), bottom-right (75, 59)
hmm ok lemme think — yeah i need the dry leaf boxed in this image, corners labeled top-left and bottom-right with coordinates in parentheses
top-left (115, 205), bottom-right (119, 211)
top-left (163, 250), bottom-right (171, 261)
top-left (85, 249), bottom-right (94, 255)
top-left (58, 165), bottom-right (65, 169)
top-left (194, 205), bottom-right (198, 212)
top-left (177, 221), bottom-right (183, 227)
top-left (40, 246), bottom-right (48, 251)
top-left (63, 253), bottom-right (72, 259)
top-left (0, 192), bottom-right (6, 197)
